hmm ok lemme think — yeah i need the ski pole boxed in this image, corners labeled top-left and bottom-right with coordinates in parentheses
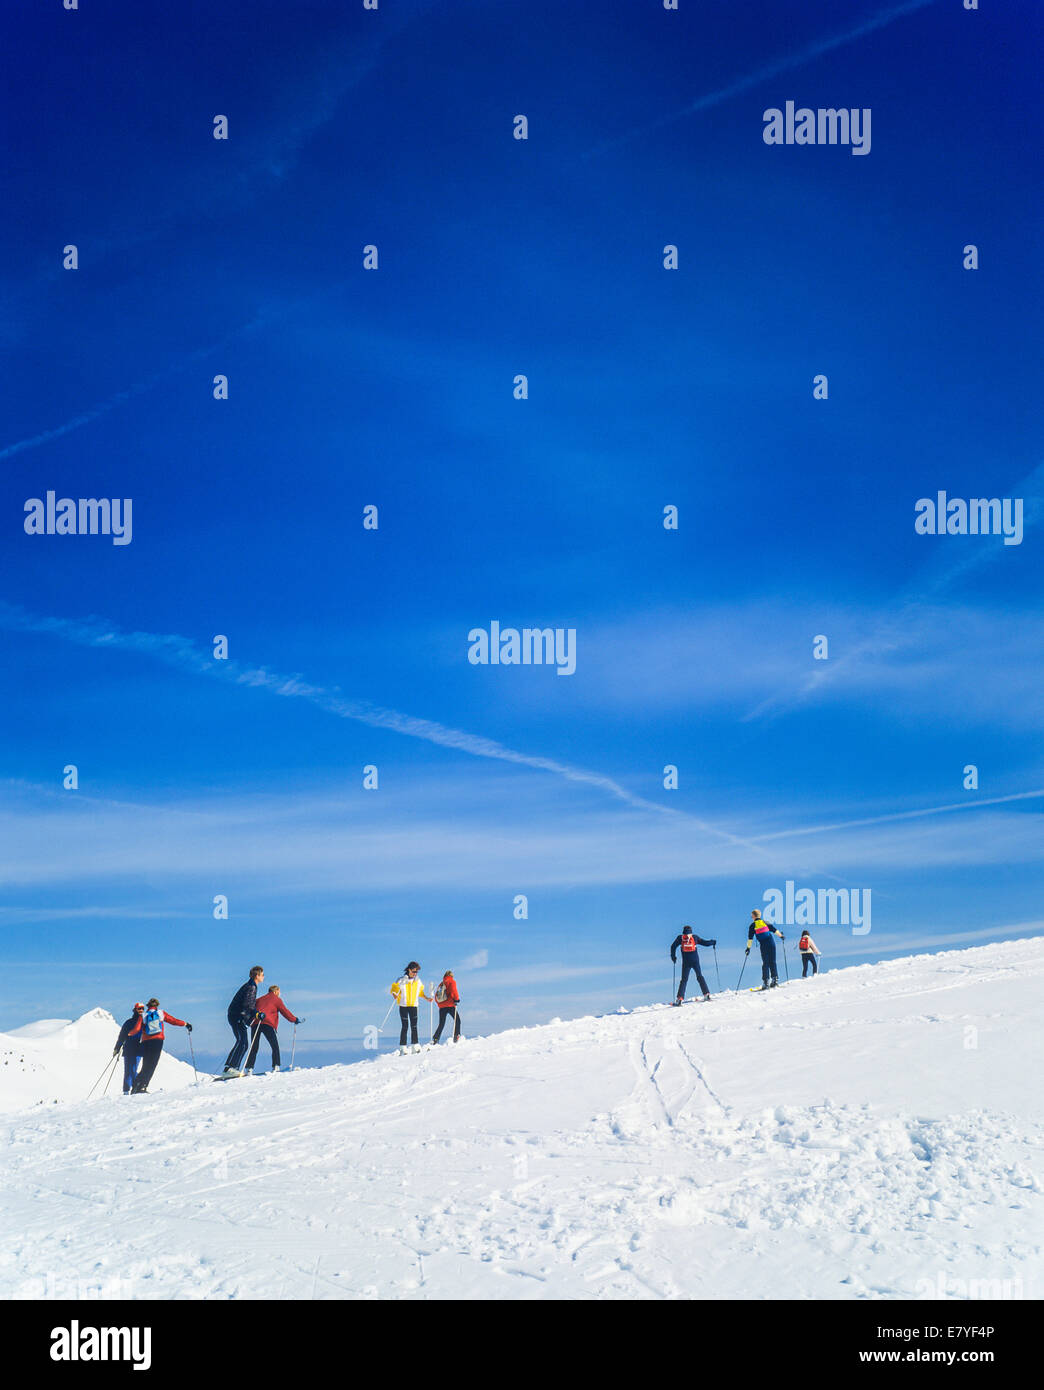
top-left (713, 947), bottom-right (721, 991)
top-left (86, 1058), bottom-right (110, 1100)
top-left (244, 1016), bottom-right (262, 1070)
top-left (377, 999), bottom-right (396, 1032)
top-left (672, 961), bottom-right (676, 1000)
top-left (289, 1022), bottom-right (298, 1071)
top-left (735, 953), bottom-right (748, 991)
top-left (187, 1029), bottom-right (199, 1084)
top-left (102, 1052), bottom-right (121, 1095)
top-left (87, 1052), bottom-right (120, 1100)
top-left (782, 939), bottom-right (790, 981)
top-left (102, 1051), bottom-right (121, 1096)
top-left (98, 1050), bottom-right (120, 1095)
top-left (429, 985), bottom-right (433, 1041)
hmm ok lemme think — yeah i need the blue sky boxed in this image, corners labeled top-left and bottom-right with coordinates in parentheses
top-left (1, 0), bottom-right (1041, 1061)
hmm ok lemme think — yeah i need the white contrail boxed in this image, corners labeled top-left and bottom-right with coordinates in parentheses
top-left (7, 603), bottom-right (1033, 879)
top-left (587, 0), bottom-right (937, 155)
top-left (1, 3), bottom-right (440, 457)
top-left (0, 603), bottom-right (771, 858)
top-left (0, 352), bottom-right (208, 462)
top-left (750, 788), bottom-right (1044, 842)
top-left (0, 307), bottom-right (281, 463)
top-left (5, 2), bottom-right (434, 315)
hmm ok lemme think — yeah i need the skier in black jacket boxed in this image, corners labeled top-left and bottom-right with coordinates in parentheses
top-left (670, 926), bottom-right (716, 1004)
top-left (113, 1002), bottom-right (145, 1094)
top-left (222, 966), bottom-right (264, 1078)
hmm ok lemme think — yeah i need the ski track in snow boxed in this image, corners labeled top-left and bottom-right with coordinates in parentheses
top-left (1, 939), bottom-right (1042, 1301)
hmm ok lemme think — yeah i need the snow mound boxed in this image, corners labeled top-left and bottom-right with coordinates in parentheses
top-left (6, 1018), bottom-right (78, 1039)
top-left (0, 1006), bottom-right (195, 1115)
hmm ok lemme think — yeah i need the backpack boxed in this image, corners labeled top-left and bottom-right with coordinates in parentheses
top-left (143, 1008), bottom-right (163, 1037)
top-left (435, 981), bottom-right (449, 1004)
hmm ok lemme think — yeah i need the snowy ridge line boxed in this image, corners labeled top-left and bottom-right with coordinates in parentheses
top-left (450, 934), bottom-right (1044, 1052)
top-left (1, 938), bottom-right (1041, 1301)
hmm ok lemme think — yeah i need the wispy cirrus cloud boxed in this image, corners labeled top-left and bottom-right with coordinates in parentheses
top-left (3, 599), bottom-right (1043, 902)
top-left (557, 600), bottom-right (1044, 729)
top-left (0, 778), bottom-right (1041, 896)
top-left (0, 603), bottom-right (779, 866)
top-left (0, 310), bottom-right (274, 462)
top-left (744, 461), bottom-right (1044, 724)
top-left (749, 789), bottom-right (1044, 842)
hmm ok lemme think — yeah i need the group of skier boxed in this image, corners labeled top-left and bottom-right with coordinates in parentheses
top-left (109, 918), bottom-right (820, 1091)
top-left (220, 966), bottom-right (303, 1079)
top-left (389, 964), bottom-right (462, 1053)
top-left (670, 910), bottom-right (822, 1004)
top-left (109, 968), bottom-right (305, 1091)
top-left (112, 1000), bottom-right (192, 1094)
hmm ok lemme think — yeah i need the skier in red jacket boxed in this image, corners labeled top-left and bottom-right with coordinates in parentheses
top-left (244, 985), bottom-right (302, 1073)
top-left (431, 971), bottom-right (461, 1044)
top-left (127, 998), bottom-right (191, 1093)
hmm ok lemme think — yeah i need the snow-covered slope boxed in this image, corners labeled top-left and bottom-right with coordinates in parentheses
top-left (1, 940), bottom-right (1041, 1300)
top-left (0, 1008), bottom-right (195, 1115)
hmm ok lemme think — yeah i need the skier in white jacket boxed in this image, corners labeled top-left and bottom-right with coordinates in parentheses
top-left (798, 931), bottom-right (822, 976)
top-left (390, 962), bottom-right (431, 1054)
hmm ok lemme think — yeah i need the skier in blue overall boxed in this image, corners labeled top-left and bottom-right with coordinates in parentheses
top-left (670, 926), bottom-right (716, 1003)
top-left (746, 909), bottom-right (785, 989)
top-left (113, 1003), bottom-right (145, 1094)
top-left (126, 999), bottom-right (191, 1093)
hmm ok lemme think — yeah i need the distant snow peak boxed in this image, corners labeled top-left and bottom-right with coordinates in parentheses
top-left (0, 1006), bottom-right (193, 1115)
top-left (79, 1007), bottom-right (116, 1024)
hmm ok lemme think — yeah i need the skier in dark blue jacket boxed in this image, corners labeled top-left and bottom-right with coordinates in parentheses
top-left (222, 966), bottom-right (264, 1078)
top-left (113, 1003), bottom-right (145, 1094)
top-left (746, 910), bottom-right (785, 989)
top-left (670, 926), bottom-right (716, 1003)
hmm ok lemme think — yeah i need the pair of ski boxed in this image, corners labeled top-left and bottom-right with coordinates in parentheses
top-left (668, 996), bottom-right (711, 1006)
top-left (213, 1069), bottom-right (295, 1081)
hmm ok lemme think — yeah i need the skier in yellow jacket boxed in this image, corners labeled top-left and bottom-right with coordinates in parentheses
top-left (390, 961), bottom-right (432, 1054)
